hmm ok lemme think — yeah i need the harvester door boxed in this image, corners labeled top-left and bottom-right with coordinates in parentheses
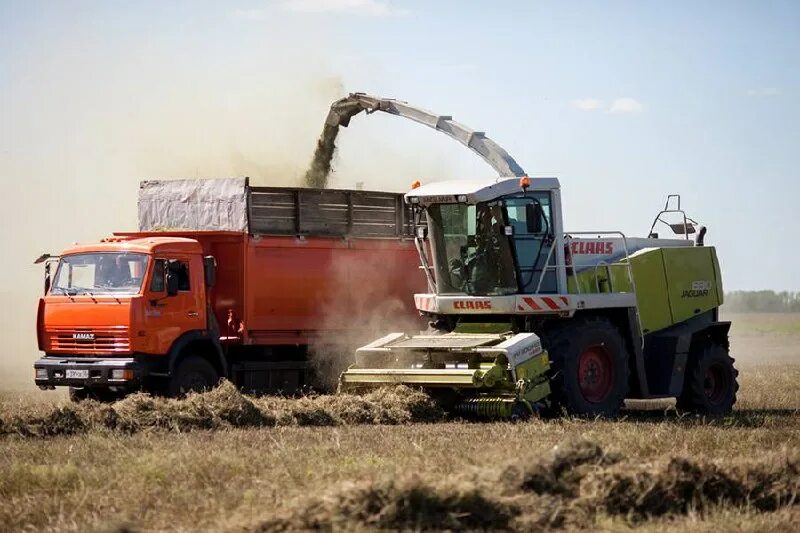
top-left (504, 194), bottom-right (556, 293)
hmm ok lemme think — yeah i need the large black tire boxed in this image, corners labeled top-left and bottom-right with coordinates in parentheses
top-left (544, 316), bottom-right (630, 416)
top-left (677, 343), bottom-right (738, 416)
top-left (168, 356), bottom-right (220, 397)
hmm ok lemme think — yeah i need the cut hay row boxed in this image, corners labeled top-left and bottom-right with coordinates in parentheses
top-left (0, 381), bottom-right (445, 437)
top-left (248, 440), bottom-right (800, 531)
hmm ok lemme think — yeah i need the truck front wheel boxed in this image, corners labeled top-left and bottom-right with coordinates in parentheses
top-left (168, 356), bottom-right (220, 397)
top-left (677, 343), bottom-right (738, 416)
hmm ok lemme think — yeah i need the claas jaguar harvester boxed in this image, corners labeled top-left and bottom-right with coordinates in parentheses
top-left (340, 180), bottom-right (737, 418)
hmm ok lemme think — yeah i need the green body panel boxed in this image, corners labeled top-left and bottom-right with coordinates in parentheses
top-left (566, 246), bottom-right (722, 334)
top-left (660, 246), bottom-right (723, 325)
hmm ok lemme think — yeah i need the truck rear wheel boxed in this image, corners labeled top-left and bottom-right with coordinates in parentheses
top-left (168, 356), bottom-right (220, 397)
top-left (677, 343), bottom-right (738, 416)
top-left (544, 316), bottom-right (630, 416)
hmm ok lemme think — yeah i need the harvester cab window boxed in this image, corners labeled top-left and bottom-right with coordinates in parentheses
top-left (504, 194), bottom-right (557, 293)
top-left (427, 202), bottom-right (517, 296)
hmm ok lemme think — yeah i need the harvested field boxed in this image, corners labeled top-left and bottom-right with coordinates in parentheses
top-left (1, 313), bottom-right (798, 531)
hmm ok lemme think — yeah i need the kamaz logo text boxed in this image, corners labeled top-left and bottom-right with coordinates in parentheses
top-left (72, 332), bottom-right (95, 340)
top-left (453, 300), bottom-right (492, 310)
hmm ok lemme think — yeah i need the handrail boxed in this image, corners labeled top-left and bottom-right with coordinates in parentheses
top-left (647, 195), bottom-right (699, 241)
top-left (532, 231), bottom-right (644, 347)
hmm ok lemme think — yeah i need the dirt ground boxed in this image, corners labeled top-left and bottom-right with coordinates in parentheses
top-left (0, 312), bottom-right (798, 532)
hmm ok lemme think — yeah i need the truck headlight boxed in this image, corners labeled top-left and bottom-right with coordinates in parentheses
top-left (35, 368), bottom-right (48, 380)
top-left (110, 369), bottom-right (134, 380)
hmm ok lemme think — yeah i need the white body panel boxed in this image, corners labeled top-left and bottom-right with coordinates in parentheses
top-left (415, 292), bottom-right (636, 315)
top-left (406, 177), bottom-right (559, 206)
top-left (568, 237), bottom-right (691, 272)
top-left (476, 333), bottom-right (543, 366)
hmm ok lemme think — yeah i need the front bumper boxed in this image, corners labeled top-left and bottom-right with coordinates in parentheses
top-left (34, 356), bottom-right (143, 389)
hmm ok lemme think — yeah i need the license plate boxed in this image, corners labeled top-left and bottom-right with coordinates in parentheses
top-left (66, 369), bottom-right (89, 379)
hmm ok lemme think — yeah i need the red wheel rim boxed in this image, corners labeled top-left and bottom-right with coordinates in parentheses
top-left (578, 345), bottom-right (614, 403)
top-left (704, 363), bottom-right (728, 405)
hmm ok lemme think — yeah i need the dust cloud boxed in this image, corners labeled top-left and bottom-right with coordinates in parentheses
top-left (308, 245), bottom-right (428, 390)
top-left (0, 35), bottom-right (347, 390)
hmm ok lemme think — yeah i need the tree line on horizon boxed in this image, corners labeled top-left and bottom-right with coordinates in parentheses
top-left (723, 290), bottom-right (800, 313)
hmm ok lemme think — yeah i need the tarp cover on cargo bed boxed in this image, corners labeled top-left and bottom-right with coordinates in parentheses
top-left (138, 178), bottom-right (248, 232)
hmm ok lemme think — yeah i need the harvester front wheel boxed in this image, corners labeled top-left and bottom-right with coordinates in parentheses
top-left (544, 316), bottom-right (629, 416)
top-left (677, 343), bottom-right (738, 416)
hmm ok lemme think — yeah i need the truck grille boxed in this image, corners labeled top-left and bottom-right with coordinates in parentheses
top-left (48, 327), bottom-right (131, 354)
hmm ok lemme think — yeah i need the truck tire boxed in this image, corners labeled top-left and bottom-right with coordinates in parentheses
top-left (168, 356), bottom-right (220, 397)
top-left (544, 316), bottom-right (630, 416)
top-left (677, 343), bottom-right (738, 416)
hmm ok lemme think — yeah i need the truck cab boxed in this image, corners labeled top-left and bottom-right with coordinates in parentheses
top-left (35, 236), bottom-right (220, 399)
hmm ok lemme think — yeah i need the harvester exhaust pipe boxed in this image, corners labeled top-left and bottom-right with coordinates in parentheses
top-left (695, 225), bottom-right (707, 246)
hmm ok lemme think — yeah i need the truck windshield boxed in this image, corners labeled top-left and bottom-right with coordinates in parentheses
top-left (52, 253), bottom-right (149, 295)
top-left (426, 202), bottom-right (518, 295)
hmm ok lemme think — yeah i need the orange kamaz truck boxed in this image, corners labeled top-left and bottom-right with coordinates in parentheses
top-left (34, 178), bottom-right (424, 400)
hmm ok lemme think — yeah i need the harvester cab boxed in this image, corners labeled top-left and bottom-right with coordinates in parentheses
top-left (341, 175), bottom-right (735, 419)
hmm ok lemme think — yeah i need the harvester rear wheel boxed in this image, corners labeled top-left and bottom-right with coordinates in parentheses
top-left (544, 316), bottom-right (629, 416)
top-left (677, 343), bottom-right (738, 416)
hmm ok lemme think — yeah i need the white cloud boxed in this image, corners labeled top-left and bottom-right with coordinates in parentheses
top-left (571, 98), bottom-right (603, 111)
top-left (608, 97), bottom-right (644, 114)
top-left (746, 87), bottom-right (780, 97)
top-left (281, 0), bottom-right (407, 16)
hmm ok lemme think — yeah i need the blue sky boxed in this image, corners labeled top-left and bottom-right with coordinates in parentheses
top-left (1, 0), bottom-right (799, 295)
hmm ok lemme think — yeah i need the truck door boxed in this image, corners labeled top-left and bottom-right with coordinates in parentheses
top-left (145, 256), bottom-right (206, 353)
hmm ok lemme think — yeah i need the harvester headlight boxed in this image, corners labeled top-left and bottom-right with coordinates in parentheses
top-left (504, 226), bottom-right (514, 236)
top-left (35, 368), bottom-right (48, 380)
top-left (110, 369), bottom-right (134, 381)
top-left (409, 197), bottom-right (420, 204)
top-left (457, 194), bottom-right (468, 203)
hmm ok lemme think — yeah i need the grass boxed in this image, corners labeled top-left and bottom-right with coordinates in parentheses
top-left (1, 313), bottom-right (799, 532)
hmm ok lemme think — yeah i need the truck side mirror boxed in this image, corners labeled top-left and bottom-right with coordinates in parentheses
top-left (166, 260), bottom-right (180, 296)
top-left (525, 202), bottom-right (544, 234)
top-left (43, 263), bottom-right (52, 295)
top-left (203, 256), bottom-right (217, 288)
